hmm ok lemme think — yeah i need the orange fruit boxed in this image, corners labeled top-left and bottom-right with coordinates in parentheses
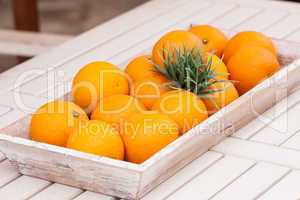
top-left (227, 45), bottom-right (280, 94)
top-left (152, 90), bottom-right (208, 134)
top-left (202, 81), bottom-right (239, 114)
top-left (72, 61), bottom-right (129, 112)
top-left (133, 76), bottom-right (170, 109)
top-left (125, 55), bottom-right (167, 82)
top-left (91, 94), bottom-right (146, 133)
top-left (122, 111), bottom-right (179, 163)
top-left (189, 25), bottom-right (228, 57)
top-left (207, 53), bottom-right (228, 80)
top-left (30, 100), bottom-right (88, 146)
top-left (152, 30), bottom-right (203, 67)
top-left (67, 120), bottom-right (124, 160)
top-left (223, 31), bottom-right (276, 63)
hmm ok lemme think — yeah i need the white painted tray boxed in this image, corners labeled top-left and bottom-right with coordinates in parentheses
top-left (0, 38), bottom-right (300, 199)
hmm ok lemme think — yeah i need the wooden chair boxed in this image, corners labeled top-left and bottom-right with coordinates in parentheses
top-left (0, 0), bottom-right (72, 61)
top-left (13, 0), bottom-right (39, 32)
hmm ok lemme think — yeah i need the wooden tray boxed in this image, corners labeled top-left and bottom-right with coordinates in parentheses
top-left (0, 38), bottom-right (300, 199)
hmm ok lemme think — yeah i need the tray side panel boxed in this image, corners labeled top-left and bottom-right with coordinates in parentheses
top-left (0, 136), bottom-right (141, 199)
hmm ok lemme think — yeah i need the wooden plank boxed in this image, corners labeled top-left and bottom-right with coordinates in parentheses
top-left (165, 156), bottom-right (254, 200)
top-left (0, 109), bottom-right (27, 129)
top-left (142, 151), bottom-right (223, 200)
top-left (212, 137), bottom-right (300, 169)
top-left (188, 3), bottom-right (237, 25)
top-left (261, 89), bottom-right (300, 124)
top-left (73, 191), bottom-right (116, 200)
top-left (232, 118), bottom-right (266, 139)
top-left (0, 154), bottom-right (5, 161)
top-left (0, 30), bottom-right (72, 57)
top-left (281, 131), bottom-right (300, 150)
top-left (233, 89), bottom-right (300, 139)
top-left (264, 14), bottom-right (300, 39)
top-left (0, 91), bottom-right (47, 111)
top-left (17, 69), bottom-right (72, 98)
top-left (211, 162), bottom-right (289, 200)
top-left (0, 175), bottom-right (50, 199)
top-left (234, 9), bottom-right (288, 32)
top-left (30, 183), bottom-right (83, 200)
top-left (0, 92), bottom-right (47, 129)
top-left (227, 0), bottom-right (300, 13)
top-left (250, 126), bottom-right (287, 145)
top-left (250, 105), bottom-right (300, 145)
top-left (258, 170), bottom-right (300, 200)
top-left (39, 81), bottom-right (72, 99)
top-left (286, 29), bottom-right (300, 43)
top-left (0, 105), bottom-right (11, 117)
top-left (0, 160), bottom-right (20, 187)
top-left (211, 6), bottom-right (261, 30)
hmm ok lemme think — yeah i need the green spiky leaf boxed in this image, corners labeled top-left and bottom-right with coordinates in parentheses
top-left (154, 47), bottom-right (226, 97)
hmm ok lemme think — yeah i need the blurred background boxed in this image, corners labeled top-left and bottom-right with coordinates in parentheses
top-left (0, 0), bottom-right (298, 72)
top-left (0, 0), bottom-right (148, 71)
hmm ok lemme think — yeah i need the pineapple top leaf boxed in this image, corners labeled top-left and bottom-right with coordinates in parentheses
top-left (154, 46), bottom-right (225, 97)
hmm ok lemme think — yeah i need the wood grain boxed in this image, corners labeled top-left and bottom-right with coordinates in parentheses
top-left (0, 30), bottom-right (72, 57)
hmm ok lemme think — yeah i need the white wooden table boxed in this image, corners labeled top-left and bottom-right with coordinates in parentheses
top-left (1, 0), bottom-right (300, 199)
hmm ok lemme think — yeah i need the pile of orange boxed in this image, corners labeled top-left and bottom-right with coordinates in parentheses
top-left (30, 24), bottom-right (279, 164)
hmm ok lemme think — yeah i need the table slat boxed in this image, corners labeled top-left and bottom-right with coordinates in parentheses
top-left (234, 9), bottom-right (288, 32)
top-left (258, 170), bottom-right (300, 200)
top-left (0, 160), bottom-right (20, 187)
top-left (264, 14), bottom-right (300, 39)
top-left (250, 105), bottom-right (300, 145)
top-left (0, 109), bottom-right (26, 129)
top-left (281, 132), bottom-right (300, 150)
top-left (213, 137), bottom-right (300, 169)
top-left (0, 91), bottom-right (47, 111)
top-left (232, 118), bottom-right (266, 139)
top-left (212, 6), bottom-right (261, 30)
top-left (166, 156), bottom-right (254, 200)
top-left (286, 29), bottom-right (300, 43)
top-left (142, 151), bottom-right (223, 200)
top-left (73, 191), bottom-right (116, 200)
top-left (0, 154), bottom-right (5, 162)
top-left (211, 162), bottom-right (289, 200)
top-left (30, 183), bottom-right (83, 200)
top-left (0, 175), bottom-right (50, 199)
top-left (232, 89), bottom-right (300, 140)
top-left (0, 105), bottom-right (11, 117)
